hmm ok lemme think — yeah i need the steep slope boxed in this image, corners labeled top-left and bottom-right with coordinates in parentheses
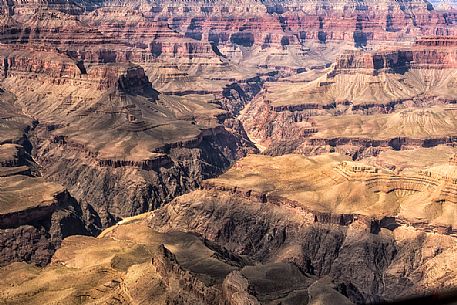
top-left (0, 214), bottom-right (353, 305)
top-left (0, 90), bottom-right (87, 266)
top-left (149, 151), bottom-right (457, 303)
top-left (241, 37), bottom-right (457, 158)
top-left (0, 53), bottom-right (257, 232)
top-left (0, 2), bottom-right (456, 303)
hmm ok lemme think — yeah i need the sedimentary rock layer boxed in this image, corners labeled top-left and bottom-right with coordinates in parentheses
top-left (0, 94), bottom-right (87, 266)
top-left (240, 37), bottom-right (457, 157)
top-left (0, 177), bottom-right (87, 266)
top-left (150, 181), bottom-right (457, 303)
top-left (0, 0), bottom-right (454, 66)
top-left (0, 3), bottom-right (457, 303)
top-left (0, 215), bottom-right (352, 305)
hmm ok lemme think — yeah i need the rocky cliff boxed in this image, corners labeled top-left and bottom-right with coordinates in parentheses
top-left (0, 57), bottom-right (257, 232)
top-left (0, 93), bottom-right (87, 266)
top-left (0, 177), bottom-right (87, 266)
top-left (0, 1), bottom-right (457, 303)
top-left (149, 157), bottom-right (457, 303)
top-left (240, 36), bottom-right (457, 158)
top-left (144, 150), bottom-right (457, 303)
top-left (3, 150), bottom-right (457, 304)
top-left (0, 215), bottom-right (353, 305)
top-left (0, 0), bottom-right (454, 66)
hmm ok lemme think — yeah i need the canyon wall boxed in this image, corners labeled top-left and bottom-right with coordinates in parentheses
top-left (0, 95), bottom-right (88, 266)
top-left (0, 0), bottom-right (454, 65)
top-left (240, 35), bottom-right (457, 158)
top-left (0, 184), bottom-right (88, 266)
top-left (0, 3), bottom-right (457, 299)
top-left (150, 187), bottom-right (457, 304)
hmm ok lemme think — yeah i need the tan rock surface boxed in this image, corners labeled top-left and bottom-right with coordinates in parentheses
top-left (207, 153), bottom-right (457, 228)
top-left (0, 215), bottom-right (348, 305)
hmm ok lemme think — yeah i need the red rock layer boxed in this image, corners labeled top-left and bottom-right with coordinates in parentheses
top-left (334, 36), bottom-right (457, 75)
top-left (0, 0), bottom-right (454, 64)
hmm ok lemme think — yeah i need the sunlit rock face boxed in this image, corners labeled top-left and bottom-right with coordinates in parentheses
top-left (0, 0), bottom-right (454, 61)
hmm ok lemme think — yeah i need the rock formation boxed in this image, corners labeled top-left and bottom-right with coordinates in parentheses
top-left (0, 91), bottom-right (87, 266)
top-left (240, 36), bottom-right (457, 158)
top-left (0, 215), bottom-right (353, 305)
top-left (0, 36), bottom-right (260, 233)
top-left (149, 151), bottom-right (457, 303)
top-left (0, 176), bottom-right (87, 266)
top-left (0, 1), bottom-right (457, 304)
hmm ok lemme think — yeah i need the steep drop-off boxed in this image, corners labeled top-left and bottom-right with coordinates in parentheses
top-left (0, 1), bottom-right (457, 304)
top-left (149, 151), bottom-right (457, 303)
top-left (0, 92), bottom-right (87, 266)
top-left (241, 37), bottom-right (457, 158)
top-left (0, 214), bottom-right (353, 305)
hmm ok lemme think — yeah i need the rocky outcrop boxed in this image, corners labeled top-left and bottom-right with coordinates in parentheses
top-left (334, 50), bottom-right (414, 75)
top-left (145, 150), bottom-right (457, 303)
top-left (0, 90), bottom-right (89, 267)
top-left (0, 177), bottom-right (87, 266)
top-left (0, 48), bottom-right (158, 93)
top-left (334, 37), bottom-right (457, 75)
top-left (0, 43), bottom-right (258, 234)
top-left (0, 210), bottom-right (355, 305)
top-left (0, 134), bottom-right (87, 266)
top-left (241, 97), bottom-right (457, 158)
top-left (222, 272), bottom-right (260, 305)
top-left (149, 188), bottom-right (457, 303)
top-left (33, 124), bottom-right (256, 233)
top-left (240, 36), bottom-right (457, 158)
top-left (2, 156), bottom-right (455, 303)
top-left (0, 46), bottom-right (262, 235)
top-left (201, 177), bottom-right (457, 236)
top-left (153, 244), bottom-right (226, 305)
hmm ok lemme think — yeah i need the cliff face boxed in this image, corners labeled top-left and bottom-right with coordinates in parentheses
top-left (144, 151), bottom-right (457, 303)
top-left (0, 182), bottom-right (88, 266)
top-left (334, 37), bottom-right (457, 74)
top-left (0, 26), bottom-right (259, 234)
top-left (240, 36), bottom-right (457, 158)
top-left (0, 213), bottom-right (354, 305)
top-left (0, 0), bottom-right (453, 64)
top-left (0, 0), bottom-right (275, 263)
top-left (0, 95), bottom-right (87, 266)
top-left (149, 187), bottom-right (457, 304)
top-left (32, 124), bottom-right (257, 232)
top-left (3, 150), bottom-right (457, 304)
top-left (0, 1), bottom-right (456, 302)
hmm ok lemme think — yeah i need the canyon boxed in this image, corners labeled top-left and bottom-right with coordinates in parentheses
top-left (1, 0), bottom-right (457, 304)
top-left (241, 37), bottom-right (457, 158)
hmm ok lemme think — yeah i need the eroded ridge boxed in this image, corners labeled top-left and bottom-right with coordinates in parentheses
top-left (148, 150), bottom-right (457, 303)
top-left (241, 36), bottom-right (457, 158)
top-left (0, 93), bottom-right (87, 266)
top-left (0, 0), bottom-right (456, 303)
top-left (0, 215), bottom-right (353, 305)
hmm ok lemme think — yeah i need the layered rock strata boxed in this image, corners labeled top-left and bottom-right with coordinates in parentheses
top-left (0, 93), bottom-right (87, 266)
top-left (0, 215), bottom-right (352, 305)
top-left (149, 152), bottom-right (457, 303)
top-left (0, 0), bottom-right (454, 67)
top-left (0, 56), bottom-right (258, 232)
top-left (0, 2), bottom-right (456, 301)
top-left (3, 150), bottom-right (457, 303)
top-left (241, 37), bottom-right (457, 158)
top-left (0, 176), bottom-right (87, 266)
